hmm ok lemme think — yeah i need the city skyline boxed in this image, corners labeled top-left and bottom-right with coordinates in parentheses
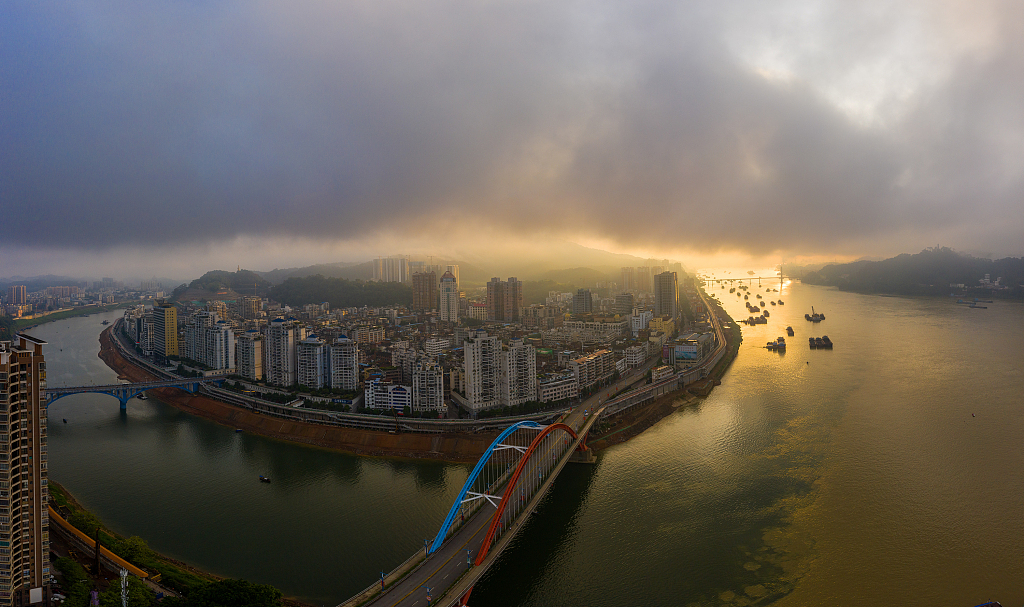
top-left (3, 1), bottom-right (1024, 279)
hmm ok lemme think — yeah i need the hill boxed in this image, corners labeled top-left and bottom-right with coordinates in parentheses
top-left (801, 248), bottom-right (1024, 296)
top-left (172, 269), bottom-right (271, 301)
top-left (268, 275), bottom-right (412, 308)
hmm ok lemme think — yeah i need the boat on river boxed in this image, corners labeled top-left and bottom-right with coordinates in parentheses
top-left (786, 326), bottom-right (794, 336)
top-left (259, 476), bottom-right (271, 483)
top-left (805, 306), bottom-right (825, 322)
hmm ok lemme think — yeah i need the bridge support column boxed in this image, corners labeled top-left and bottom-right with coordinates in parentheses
top-left (569, 446), bottom-right (596, 464)
top-left (119, 398), bottom-right (129, 411)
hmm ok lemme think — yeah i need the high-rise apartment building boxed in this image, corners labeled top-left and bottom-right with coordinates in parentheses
top-left (486, 278), bottom-right (523, 322)
top-left (264, 318), bottom-right (305, 387)
top-left (445, 265), bottom-right (460, 290)
top-left (636, 267), bottom-right (652, 293)
top-left (654, 271), bottom-right (679, 319)
top-left (412, 360), bottom-right (445, 413)
top-left (613, 293), bottom-right (635, 316)
top-left (620, 268), bottom-right (636, 292)
top-left (151, 303), bottom-right (178, 359)
top-left (412, 272), bottom-right (438, 312)
top-left (236, 331), bottom-right (263, 381)
top-left (5, 287), bottom-right (26, 307)
top-left (238, 296), bottom-right (262, 320)
top-left (500, 339), bottom-right (537, 407)
top-left (330, 337), bottom-right (359, 391)
top-left (463, 331), bottom-right (500, 411)
top-left (0, 334), bottom-right (51, 606)
top-left (296, 335), bottom-right (327, 389)
top-left (439, 271), bottom-right (459, 323)
top-left (373, 256), bottom-right (409, 283)
top-left (572, 289), bottom-right (593, 315)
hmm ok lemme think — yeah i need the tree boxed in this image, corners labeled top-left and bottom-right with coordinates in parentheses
top-left (99, 575), bottom-right (154, 607)
top-left (164, 579), bottom-right (282, 607)
top-left (68, 511), bottom-right (101, 537)
top-left (115, 536), bottom-right (153, 565)
top-left (54, 557), bottom-right (92, 607)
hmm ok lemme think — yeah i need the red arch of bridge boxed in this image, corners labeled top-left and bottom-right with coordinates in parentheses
top-left (474, 422), bottom-right (579, 567)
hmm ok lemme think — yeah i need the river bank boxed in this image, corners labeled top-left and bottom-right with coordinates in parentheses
top-left (96, 296), bottom-right (740, 464)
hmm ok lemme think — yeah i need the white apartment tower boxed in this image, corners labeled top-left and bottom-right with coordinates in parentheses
top-left (236, 331), bottom-right (263, 381)
top-left (296, 335), bottom-right (327, 389)
top-left (330, 337), bottom-right (360, 391)
top-left (412, 360), bottom-right (446, 413)
top-left (500, 339), bottom-right (537, 407)
top-left (463, 331), bottom-right (501, 411)
top-left (264, 318), bottom-right (305, 387)
top-left (439, 271), bottom-right (459, 323)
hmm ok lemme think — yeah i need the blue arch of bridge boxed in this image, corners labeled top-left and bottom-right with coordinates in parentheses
top-left (46, 382), bottom-right (210, 409)
top-left (429, 420), bottom-right (542, 554)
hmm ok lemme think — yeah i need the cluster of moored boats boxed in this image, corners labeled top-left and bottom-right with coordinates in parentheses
top-left (808, 336), bottom-right (833, 349)
top-left (805, 306), bottom-right (826, 322)
top-left (765, 337), bottom-right (786, 351)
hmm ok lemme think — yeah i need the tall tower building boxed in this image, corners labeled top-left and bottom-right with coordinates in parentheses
top-left (239, 295), bottom-right (262, 320)
top-left (439, 271), bottom-right (459, 323)
top-left (636, 267), bottom-right (652, 293)
top-left (296, 335), bottom-right (327, 389)
top-left (620, 268), bottom-right (636, 292)
top-left (412, 272), bottom-right (438, 312)
top-left (330, 337), bottom-right (360, 391)
top-left (264, 318), bottom-right (305, 387)
top-left (486, 278), bottom-right (523, 322)
top-left (445, 265), bottom-right (460, 290)
top-left (5, 287), bottom-right (26, 306)
top-left (654, 271), bottom-right (679, 319)
top-left (151, 303), bottom-right (178, 359)
top-left (373, 257), bottom-right (409, 283)
top-left (236, 331), bottom-right (263, 381)
top-left (572, 289), bottom-right (593, 315)
top-left (463, 331), bottom-right (500, 412)
top-left (1, 334), bottom-right (51, 606)
top-left (500, 339), bottom-right (537, 407)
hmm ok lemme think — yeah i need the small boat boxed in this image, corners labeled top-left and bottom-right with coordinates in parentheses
top-left (235, 428), bottom-right (243, 433)
top-left (101, 320), bottom-right (110, 325)
top-left (63, 419), bottom-right (68, 424)
top-left (968, 303), bottom-right (988, 309)
top-left (763, 310), bottom-right (770, 317)
top-left (259, 475), bottom-right (271, 483)
top-left (770, 301), bottom-right (776, 305)
top-left (778, 300), bottom-right (785, 305)
top-left (786, 326), bottom-right (794, 336)
top-left (136, 393), bottom-right (148, 400)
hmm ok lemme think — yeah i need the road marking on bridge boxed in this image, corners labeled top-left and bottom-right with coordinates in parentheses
top-left (385, 515), bottom-right (490, 607)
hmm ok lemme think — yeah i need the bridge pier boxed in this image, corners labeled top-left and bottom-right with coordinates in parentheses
top-left (119, 397), bottom-right (129, 411)
top-left (569, 446), bottom-right (596, 464)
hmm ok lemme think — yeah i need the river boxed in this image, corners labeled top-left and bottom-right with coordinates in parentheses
top-left (32, 277), bottom-right (1024, 606)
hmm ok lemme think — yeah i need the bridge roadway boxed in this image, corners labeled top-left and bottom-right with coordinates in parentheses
top-left (353, 405), bottom-right (602, 607)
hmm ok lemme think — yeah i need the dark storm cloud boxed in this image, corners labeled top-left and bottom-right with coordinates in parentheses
top-left (2, 0), bottom-right (1022, 258)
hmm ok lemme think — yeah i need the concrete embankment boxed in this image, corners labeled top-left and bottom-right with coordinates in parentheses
top-left (97, 328), bottom-right (496, 462)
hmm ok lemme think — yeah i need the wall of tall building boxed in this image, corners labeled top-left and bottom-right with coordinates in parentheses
top-left (264, 319), bottom-right (304, 387)
top-left (151, 304), bottom-right (178, 358)
top-left (439, 272), bottom-right (459, 322)
top-left (0, 335), bottom-right (51, 606)
top-left (236, 332), bottom-right (263, 381)
top-left (500, 339), bottom-right (537, 407)
top-left (330, 338), bottom-right (359, 391)
top-left (654, 271), bottom-right (679, 319)
top-left (463, 331), bottom-right (500, 411)
top-left (412, 272), bottom-right (438, 312)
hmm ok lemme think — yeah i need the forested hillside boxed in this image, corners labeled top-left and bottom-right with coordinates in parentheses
top-left (269, 275), bottom-right (412, 308)
top-left (801, 248), bottom-right (1023, 296)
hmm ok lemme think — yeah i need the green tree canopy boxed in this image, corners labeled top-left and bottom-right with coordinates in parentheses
top-left (269, 274), bottom-right (412, 308)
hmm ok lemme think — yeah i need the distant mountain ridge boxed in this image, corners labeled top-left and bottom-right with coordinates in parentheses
top-left (801, 248), bottom-right (1024, 296)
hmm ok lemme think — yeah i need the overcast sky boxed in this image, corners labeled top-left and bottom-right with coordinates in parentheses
top-left (2, 0), bottom-right (1022, 278)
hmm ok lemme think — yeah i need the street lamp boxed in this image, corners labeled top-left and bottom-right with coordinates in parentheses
top-left (380, 571), bottom-right (385, 592)
top-left (424, 539), bottom-right (430, 557)
top-left (466, 549), bottom-right (473, 569)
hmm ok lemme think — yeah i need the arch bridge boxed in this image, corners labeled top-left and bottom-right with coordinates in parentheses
top-left (44, 376), bottom-right (228, 410)
top-left (347, 406), bottom-right (603, 607)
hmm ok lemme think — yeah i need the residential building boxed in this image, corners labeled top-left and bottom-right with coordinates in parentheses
top-left (620, 267), bottom-right (636, 292)
top-left (625, 344), bottom-right (647, 368)
top-left (330, 337), bottom-right (360, 391)
top-left (463, 331), bottom-right (501, 411)
top-left (296, 335), bottom-right (328, 389)
top-left (630, 308), bottom-right (654, 337)
top-left (364, 379), bottom-right (412, 412)
top-left (613, 293), bottom-right (635, 315)
top-left (654, 271), bottom-right (679, 319)
top-left (486, 277), bottom-right (523, 322)
top-left (468, 303), bottom-right (488, 321)
top-left (538, 372), bottom-right (579, 403)
top-left (6, 286), bottom-right (26, 306)
top-left (239, 295), bottom-right (262, 320)
top-left (412, 360), bottom-right (446, 413)
top-left (568, 349), bottom-right (616, 390)
top-left (445, 265), bottom-right (460, 290)
top-left (0, 334), bottom-right (52, 606)
top-left (439, 271), bottom-right (459, 322)
top-left (151, 302), bottom-right (178, 359)
top-left (652, 365), bottom-right (675, 382)
top-left (636, 267), bottom-right (653, 293)
top-left (500, 339), bottom-right (537, 407)
top-left (572, 289), bottom-right (593, 315)
top-left (425, 338), bottom-right (450, 357)
top-left (412, 271), bottom-right (438, 312)
top-left (236, 331), bottom-right (263, 381)
top-left (373, 256), bottom-right (409, 283)
top-left (264, 318), bottom-right (305, 387)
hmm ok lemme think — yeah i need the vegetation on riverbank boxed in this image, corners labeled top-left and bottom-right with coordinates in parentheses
top-left (3, 302), bottom-right (129, 337)
top-left (48, 482), bottom-right (287, 606)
